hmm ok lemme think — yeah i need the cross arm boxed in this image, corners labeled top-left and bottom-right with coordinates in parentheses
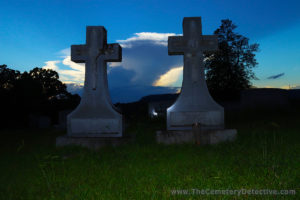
top-left (71, 45), bottom-right (87, 63)
top-left (168, 36), bottom-right (185, 55)
top-left (103, 43), bottom-right (122, 62)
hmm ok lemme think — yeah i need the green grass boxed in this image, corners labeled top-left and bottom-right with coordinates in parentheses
top-left (0, 110), bottom-right (299, 200)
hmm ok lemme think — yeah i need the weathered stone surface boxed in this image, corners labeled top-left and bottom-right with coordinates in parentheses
top-left (167, 17), bottom-right (224, 131)
top-left (56, 135), bottom-right (133, 150)
top-left (67, 26), bottom-right (122, 137)
top-left (156, 129), bottom-right (237, 145)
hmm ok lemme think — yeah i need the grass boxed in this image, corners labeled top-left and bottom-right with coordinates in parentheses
top-left (0, 109), bottom-right (299, 199)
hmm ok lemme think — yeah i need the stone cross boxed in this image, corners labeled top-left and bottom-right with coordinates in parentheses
top-left (67, 26), bottom-right (123, 137)
top-left (167, 17), bottom-right (224, 131)
top-left (71, 27), bottom-right (121, 90)
top-left (168, 17), bottom-right (218, 80)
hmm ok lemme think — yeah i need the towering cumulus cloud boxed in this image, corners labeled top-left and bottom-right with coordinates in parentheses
top-left (43, 32), bottom-right (183, 102)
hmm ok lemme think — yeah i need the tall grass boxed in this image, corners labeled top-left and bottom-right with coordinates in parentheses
top-left (0, 109), bottom-right (299, 199)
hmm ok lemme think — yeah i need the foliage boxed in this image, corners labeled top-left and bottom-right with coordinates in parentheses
top-left (0, 65), bottom-right (80, 128)
top-left (26, 67), bottom-right (68, 100)
top-left (0, 64), bottom-right (21, 90)
top-left (205, 19), bottom-right (259, 100)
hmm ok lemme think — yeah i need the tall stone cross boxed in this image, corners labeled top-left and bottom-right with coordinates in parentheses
top-left (168, 17), bottom-right (218, 81)
top-left (71, 26), bottom-right (121, 90)
top-left (67, 26), bottom-right (123, 137)
top-left (167, 17), bottom-right (224, 130)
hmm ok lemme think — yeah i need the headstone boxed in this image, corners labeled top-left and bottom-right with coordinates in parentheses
top-left (167, 17), bottom-right (224, 130)
top-left (157, 17), bottom-right (237, 145)
top-left (28, 114), bottom-right (51, 129)
top-left (148, 100), bottom-right (175, 117)
top-left (141, 94), bottom-right (178, 117)
top-left (67, 26), bottom-right (123, 137)
top-left (54, 110), bottom-right (73, 129)
top-left (57, 26), bottom-right (132, 149)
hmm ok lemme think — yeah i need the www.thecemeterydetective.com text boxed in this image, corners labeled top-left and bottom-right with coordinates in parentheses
top-left (170, 188), bottom-right (296, 196)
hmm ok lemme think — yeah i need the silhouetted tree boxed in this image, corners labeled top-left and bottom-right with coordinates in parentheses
top-left (0, 65), bottom-right (80, 128)
top-left (27, 67), bottom-right (68, 100)
top-left (0, 64), bottom-right (20, 89)
top-left (205, 19), bottom-right (259, 101)
top-left (0, 65), bottom-right (21, 126)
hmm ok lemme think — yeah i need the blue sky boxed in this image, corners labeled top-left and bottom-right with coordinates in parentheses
top-left (1, 0), bottom-right (300, 102)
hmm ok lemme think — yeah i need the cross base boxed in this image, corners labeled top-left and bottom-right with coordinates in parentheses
top-left (67, 117), bottom-right (122, 137)
top-left (156, 128), bottom-right (237, 145)
top-left (167, 109), bottom-right (224, 130)
top-left (56, 135), bottom-right (133, 150)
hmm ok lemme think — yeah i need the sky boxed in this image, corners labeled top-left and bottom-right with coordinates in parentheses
top-left (1, 0), bottom-right (300, 102)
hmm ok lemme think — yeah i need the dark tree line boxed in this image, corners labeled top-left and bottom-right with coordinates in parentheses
top-left (205, 19), bottom-right (259, 101)
top-left (0, 65), bottom-right (80, 128)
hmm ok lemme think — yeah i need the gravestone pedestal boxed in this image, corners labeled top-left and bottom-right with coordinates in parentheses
top-left (156, 17), bottom-right (237, 145)
top-left (56, 26), bottom-right (131, 149)
top-left (56, 135), bottom-right (133, 150)
top-left (156, 128), bottom-right (237, 145)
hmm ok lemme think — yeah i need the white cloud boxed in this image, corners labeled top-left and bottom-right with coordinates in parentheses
top-left (42, 60), bottom-right (60, 71)
top-left (108, 62), bottom-right (122, 68)
top-left (59, 48), bottom-right (70, 57)
top-left (58, 56), bottom-right (85, 83)
top-left (153, 66), bottom-right (183, 87)
top-left (43, 49), bottom-right (85, 83)
top-left (117, 32), bottom-right (179, 48)
top-left (62, 56), bottom-right (84, 73)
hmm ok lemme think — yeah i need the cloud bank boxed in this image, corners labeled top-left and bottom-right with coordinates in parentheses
top-left (43, 32), bottom-right (183, 102)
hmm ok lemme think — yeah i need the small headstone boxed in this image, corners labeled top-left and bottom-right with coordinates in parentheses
top-left (148, 100), bottom-right (175, 117)
top-left (28, 114), bottom-right (51, 129)
top-left (157, 17), bottom-right (237, 145)
top-left (54, 110), bottom-right (73, 129)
